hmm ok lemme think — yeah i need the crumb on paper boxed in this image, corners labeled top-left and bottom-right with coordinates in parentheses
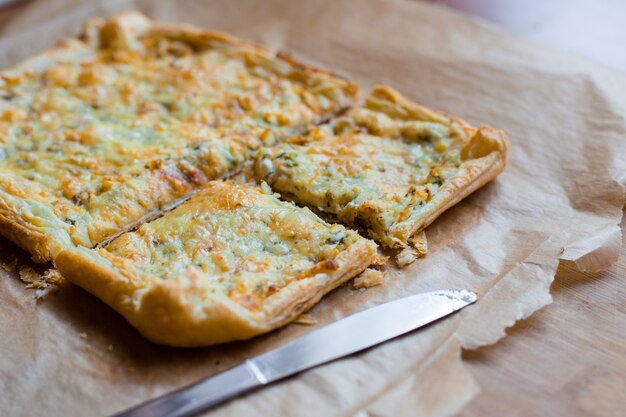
top-left (409, 231), bottom-right (428, 257)
top-left (79, 332), bottom-right (87, 339)
top-left (41, 268), bottom-right (64, 285)
top-left (27, 280), bottom-right (47, 289)
top-left (353, 268), bottom-right (385, 289)
top-left (18, 266), bottom-right (64, 300)
top-left (18, 265), bottom-right (38, 283)
top-left (396, 231), bottom-right (428, 267)
top-left (293, 313), bottom-right (317, 325)
top-left (396, 248), bottom-right (418, 267)
top-left (0, 255), bottom-right (18, 272)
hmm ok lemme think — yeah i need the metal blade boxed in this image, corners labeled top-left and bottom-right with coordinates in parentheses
top-left (249, 288), bottom-right (476, 382)
top-left (113, 289), bottom-right (476, 417)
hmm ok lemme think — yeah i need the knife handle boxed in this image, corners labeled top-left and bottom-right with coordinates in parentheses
top-left (112, 360), bottom-right (266, 417)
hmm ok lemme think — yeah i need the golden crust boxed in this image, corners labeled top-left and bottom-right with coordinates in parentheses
top-left (55, 182), bottom-right (377, 347)
top-left (0, 12), bottom-right (359, 262)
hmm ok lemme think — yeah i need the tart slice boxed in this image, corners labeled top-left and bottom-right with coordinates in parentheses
top-left (254, 86), bottom-right (508, 265)
top-left (55, 181), bottom-right (377, 347)
top-left (0, 12), bottom-right (357, 262)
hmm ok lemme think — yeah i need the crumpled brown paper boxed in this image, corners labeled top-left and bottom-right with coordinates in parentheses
top-left (0, 1), bottom-right (624, 416)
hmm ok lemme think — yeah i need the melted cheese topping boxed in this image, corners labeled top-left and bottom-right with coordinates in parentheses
top-left (255, 107), bottom-right (466, 248)
top-left (101, 181), bottom-right (365, 311)
top-left (0, 31), bottom-right (353, 254)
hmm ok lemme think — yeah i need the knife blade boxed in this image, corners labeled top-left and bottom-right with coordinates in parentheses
top-left (113, 288), bottom-right (477, 417)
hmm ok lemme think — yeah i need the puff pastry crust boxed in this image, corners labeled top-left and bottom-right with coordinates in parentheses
top-left (55, 181), bottom-right (377, 347)
top-left (0, 12), bottom-right (357, 262)
top-left (254, 86), bottom-right (509, 254)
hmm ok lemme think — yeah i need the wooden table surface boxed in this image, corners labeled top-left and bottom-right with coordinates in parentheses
top-left (462, 220), bottom-right (626, 417)
top-left (422, 3), bottom-right (626, 415)
top-left (1, 1), bottom-right (624, 416)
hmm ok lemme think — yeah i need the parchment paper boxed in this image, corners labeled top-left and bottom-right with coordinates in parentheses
top-left (1, 1), bottom-right (624, 416)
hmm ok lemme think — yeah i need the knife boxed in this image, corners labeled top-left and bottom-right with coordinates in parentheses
top-left (113, 288), bottom-right (477, 417)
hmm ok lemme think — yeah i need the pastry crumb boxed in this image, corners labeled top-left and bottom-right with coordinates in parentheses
top-left (293, 313), bottom-right (317, 325)
top-left (79, 332), bottom-right (88, 339)
top-left (396, 248), bottom-right (417, 267)
top-left (409, 231), bottom-right (428, 257)
top-left (396, 231), bottom-right (428, 267)
top-left (108, 345), bottom-right (114, 352)
top-left (0, 255), bottom-right (18, 272)
top-left (353, 268), bottom-right (385, 289)
top-left (27, 280), bottom-right (47, 289)
top-left (41, 268), bottom-right (64, 285)
top-left (18, 265), bottom-right (39, 283)
top-left (18, 266), bottom-right (64, 300)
